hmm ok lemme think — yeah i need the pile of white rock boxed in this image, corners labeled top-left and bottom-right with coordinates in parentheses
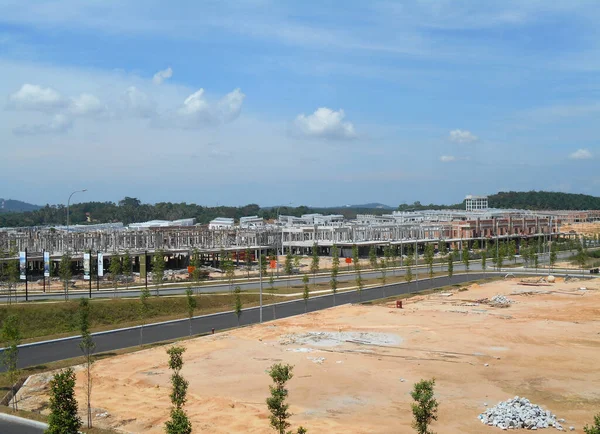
top-left (478, 397), bottom-right (568, 430)
top-left (490, 294), bottom-right (514, 305)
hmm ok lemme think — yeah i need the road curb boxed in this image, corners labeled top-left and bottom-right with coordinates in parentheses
top-left (0, 411), bottom-right (47, 429)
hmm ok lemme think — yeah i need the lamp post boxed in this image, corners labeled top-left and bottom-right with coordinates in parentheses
top-left (66, 189), bottom-right (87, 252)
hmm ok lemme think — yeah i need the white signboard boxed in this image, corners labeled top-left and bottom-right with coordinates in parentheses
top-left (98, 252), bottom-right (104, 277)
top-left (43, 251), bottom-right (50, 277)
top-left (83, 253), bottom-right (91, 281)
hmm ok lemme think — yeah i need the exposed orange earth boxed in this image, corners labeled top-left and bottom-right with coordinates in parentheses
top-left (16, 277), bottom-right (600, 433)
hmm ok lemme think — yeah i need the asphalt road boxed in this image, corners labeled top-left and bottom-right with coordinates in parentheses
top-left (0, 272), bottom-right (515, 373)
top-left (0, 251), bottom-right (579, 302)
top-left (0, 415), bottom-right (45, 434)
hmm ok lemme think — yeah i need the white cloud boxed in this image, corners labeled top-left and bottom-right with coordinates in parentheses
top-left (449, 129), bottom-right (478, 144)
top-left (7, 84), bottom-right (67, 112)
top-left (13, 114), bottom-right (73, 136)
top-left (439, 155), bottom-right (456, 162)
top-left (569, 148), bottom-right (593, 160)
top-left (122, 86), bottom-right (156, 118)
top-left (294, 107), bottom-right (356, 139)
top-left (175, 88), bottom-right (245, 127)
top-left (69, 93), bottom-right (106, 117)
top-left (152, 67), bottom-right (173, 85)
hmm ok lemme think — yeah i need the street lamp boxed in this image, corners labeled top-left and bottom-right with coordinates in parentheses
top-left (66, 189), bottom-right (87, 252)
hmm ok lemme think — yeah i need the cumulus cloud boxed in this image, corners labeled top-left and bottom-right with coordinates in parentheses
top-left (439, 155), bottom-right (456, 162)
top-left (294, 107), bottom-right (356, 139)
top-left (69, 93), bottom-right (106, 117)
top-left (152, 67), bottom-right (173, 85)
top-left (449, 129), bottom-right (478, 144)
top-left (13, 114), bottom-right (73, 136)
top-left (569, 148), bottom-right (593, 160)
top-left (7, 84), bottom-right (67, 112)
top-left (122, 86), bottom-right (156, 118)
top-left (175, 88), bottom-right (245, 127)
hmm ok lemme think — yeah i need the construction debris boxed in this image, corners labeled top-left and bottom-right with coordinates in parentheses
top-left (478, 397), bottom-right (567, 430)
top-left (489, 295), bottom-right (514, 306)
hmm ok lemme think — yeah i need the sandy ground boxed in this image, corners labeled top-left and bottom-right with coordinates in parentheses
top-left (561, 222), bottom-right (600, 237)
top-left (16, 277), bottom-right (600, 433)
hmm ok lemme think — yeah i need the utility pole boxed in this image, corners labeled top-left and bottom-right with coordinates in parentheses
top-left (66, 189), bottom-right (87, 253)
top-left (259, 244), bottom-right (263, 323)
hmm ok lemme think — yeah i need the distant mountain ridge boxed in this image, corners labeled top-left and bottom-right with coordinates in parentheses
top-left (342, 202), bottom-right (394, 210)
top-left (0, 198), bottom-right (41, 213)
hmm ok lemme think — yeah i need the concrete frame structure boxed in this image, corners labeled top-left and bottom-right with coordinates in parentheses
top-left (465, 195), bottom-right (488, 211)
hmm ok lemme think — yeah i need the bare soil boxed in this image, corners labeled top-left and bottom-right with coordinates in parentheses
top-left (15, 278), bottom-right (600, 433)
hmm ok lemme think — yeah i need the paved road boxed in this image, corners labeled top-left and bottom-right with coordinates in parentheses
top-left (0, 251), bottom-right (579, 302)
top-left (0, 271), bottom-right (539, 372)
top-left (0, 415), bottom-right (45, 434)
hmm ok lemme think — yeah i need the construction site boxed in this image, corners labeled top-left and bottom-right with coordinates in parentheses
top-left (13, 276), bottom-right (600, 433)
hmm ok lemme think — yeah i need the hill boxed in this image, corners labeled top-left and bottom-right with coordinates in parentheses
top-left (488, 191), bottom-right (600, 210)
top-left (0, 198), bottom-right (41, 213)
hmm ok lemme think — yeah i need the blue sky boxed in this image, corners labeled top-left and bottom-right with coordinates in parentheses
top-left (1, 0), bottom-right (599, 208)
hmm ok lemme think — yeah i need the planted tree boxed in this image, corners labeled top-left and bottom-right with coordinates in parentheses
top-left (472, 239), bottom-right (480, 251)
top-left (508, 240), bottom-right (516, 264)
top-left (185, 288), bottom-right (196, 336)
top-left (576, 244), bottom-right (587, 274)
top-left (369, 245), bottom-right (377, 270)
top-left (310, 243), bottom-right (320, 287)
top-left (46, 368), bottom-right (82, 434)
top-left (109, 254), bottom-right (122, 292)
top-left (1, 314), bottom-right (21, 411)
top-left (269, 273), bottom-right (277, 320)
top-left (165, 346), bottom-right (192, 434)
top-left (583, 414), bottom-right (600, 434)
top-left (549, 242), bottom-right (557, 271)
top-left (352, 244), bottom-right (364, 301)
top-left (223, 253), bottom-right (235, 293)
top-left (266, 363), bottom-right (307, 434)
top-left (284, 251), bottom-right (293, 290)
top-left (302, 274), bottom-right (310, 312)
top-left (424, 244), bottom-right (434, 279)
top-left (330, 245), bottom-right (340, 306)
top-left (481, 250), bottom-right (487, 273)
top-left (152, 249), bottom-right (166, 296)
top-left (139, 287), bottom-right (151, 346)
top-left (379, 258), bottom-right (388, 298)
top-left (384, 244), bottom-right (393, 275)
top-left (447, 256), bottom-right (453, 277)
top-left (411, 379), bottom-right (439, 434)
top-left (260, 254), bottom-right (268, 278)
top-left (462, 244), bottom-right (470, 273)
top-left (59, 252), bottom-right (72, 300)
top-left (122, 250), bottom-right (132, 289)
top-left (79, 298), bottom-right (96, 428)
top-left (497, 243), bottom-right (506, 271)
top-left (293, 255), bottom-right (301, 270)
top-left (234, 285), bottom-right (243, 326)
top-left (2, 246), bottom-right (19, 304)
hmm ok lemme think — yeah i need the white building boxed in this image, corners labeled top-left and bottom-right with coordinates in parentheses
top-left (465, 195), bottom-right (488, 212)
top-left (209, 217), bottom-right (235, 230)
top-left (240, 216), bottom-right (264, 228)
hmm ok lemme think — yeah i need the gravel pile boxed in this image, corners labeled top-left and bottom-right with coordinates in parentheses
top-left (478, 397), bottom-right (568, 430)
top-left (490, 294), bottom-right (514, 305)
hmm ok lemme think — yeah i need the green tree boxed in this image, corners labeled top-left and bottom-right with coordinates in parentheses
top-left (1, 314), bottom-right (21, 411)
top-left (549, 242), bottom-right (557, 271)
top-left (330, 245), bottom-right (340, 307)
top-left (245, 247), bottom-right (253, 279)
top-left (266, 363), bottom-right (307, 434)
top-left (59, 252), bottom-right (72, 299)
top-left (139, 287), bottom-right (151, 346)
top-left (185, 288), bottom-right (197, 336)
top-left (234, 285), bottom-right (243, 326)
top-left (584, 414), bottom-right (600, 434)
top-left (2, 245), bottom-right (19, 304)
top-left (424, 244), bottom-right (434, 279)
top-left (152, 249), bottom-right (166, 296)
top-left (190, 248), bottom-right (203, 286)
top-left (310, 243), bottom-right (320, 287)
top-left (302, 274), bottom-right (310, 313)
top-left (481, 250), bottom-right (487, 272)
top-left (269, 272), bottom-right (277, 320)
top-left (379, 258), bottom-right (388, 298)
top-left (122, 250), bottom-right (132, 289)
top-left (78, 298), bottom-right (95, 428)
top-left (439, 240), bottom-right (448, 258)
top-left (384, 244), bottom-right (393, 274)
top-left (352, 244), bottom-right (364, 301)
top-left (293, 255), bottom-right (301, 270)
top-left (447, 256), bottom-right (453, 277)
top-left (521, 245), bottom-right (531, 267)
top-left (497, 243), bottom-right (506, 271)
top-left (260, 254), bottom-right (268, 278)
top-left (165, 346), bottom-right (192, 434)
top-left (462, 244), bottom-right (470, 273)
top-left (533, 252), bottom-right (539, 271)
top-left (224, 253), bottom-right (235, 293)
top-left (411, 379), bottom-right (439, 434)
top-left (284, 251), bottom-right (293, 290)
top-left (508, 240), bottom-right (516, 264)
top-left (472, 239), bottom-right (480, 251)
top-left (45, 368), bottom-right (82, 434)
top-left (369, 245), bottom-right (377, 269)
top-left (576, 244), bottom-right (587, 274)
top-left (109, 254), bottom-right (122, 292)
